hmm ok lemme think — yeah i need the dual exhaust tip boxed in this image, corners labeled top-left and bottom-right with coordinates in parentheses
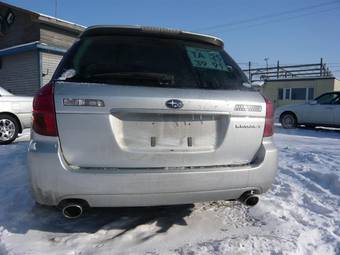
top-left (59, 201), bottom-right (86, 219)
top-left (238, 190), bottom-right (259, 207)
top-left (59, 191), bottom-right (259, 219)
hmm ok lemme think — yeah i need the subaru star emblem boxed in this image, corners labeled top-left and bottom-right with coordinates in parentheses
top-left (165, 99), bottom-right (183, 109)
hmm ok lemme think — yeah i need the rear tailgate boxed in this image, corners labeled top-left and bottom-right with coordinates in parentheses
top-left (54, 82), bottom-right (266, 168)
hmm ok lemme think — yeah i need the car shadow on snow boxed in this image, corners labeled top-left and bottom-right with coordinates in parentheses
top-left (2, 200), bottom-right (194, 236)
top-left (0, 140), bottom-right (194, 239)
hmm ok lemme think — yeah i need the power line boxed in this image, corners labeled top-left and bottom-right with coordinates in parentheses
top-left (218, 5), bottom-right (340, 32)
top-left (194, 0), bottom-right (340, 32)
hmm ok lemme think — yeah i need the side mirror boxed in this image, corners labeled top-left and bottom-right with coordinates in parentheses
top-left (308, 100), bottom-right (317, 105)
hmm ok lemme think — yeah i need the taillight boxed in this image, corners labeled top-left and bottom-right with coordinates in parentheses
top-left (32, 82), bottom-right (58, 136)
top-left (263, 96), bottom-right (274, 137)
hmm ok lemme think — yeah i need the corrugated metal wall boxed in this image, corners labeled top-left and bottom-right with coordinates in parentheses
top-left (0, 50), bottom-right (40, 96)
top-left (41, 52), bottom-right (63, 85)
top-left (40, 25), bottom-right (79, 49)
top-left (0, 4), bottom-right (40, 49)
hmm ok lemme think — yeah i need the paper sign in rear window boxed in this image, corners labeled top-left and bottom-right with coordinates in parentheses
top-left (186, 47), bottom-right (231, 72)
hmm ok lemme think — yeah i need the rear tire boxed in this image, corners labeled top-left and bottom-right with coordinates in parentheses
top-left (280, 113), bottom-right (297, 129)
top-left (0, 114), bottom-right (19, 145)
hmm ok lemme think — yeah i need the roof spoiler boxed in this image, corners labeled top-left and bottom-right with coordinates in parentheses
top-left (80, 25), bottom-right (224, 47)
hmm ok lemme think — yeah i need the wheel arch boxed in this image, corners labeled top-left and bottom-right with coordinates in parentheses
top-left (0, 112), bottom-right (23, 133)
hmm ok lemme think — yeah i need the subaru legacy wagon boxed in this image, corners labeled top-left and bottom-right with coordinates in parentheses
top-left (28, 26), bottom-right (278, 218)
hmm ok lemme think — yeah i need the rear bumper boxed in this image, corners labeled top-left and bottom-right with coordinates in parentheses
top-left (27, 134), bottom-right (278, 207)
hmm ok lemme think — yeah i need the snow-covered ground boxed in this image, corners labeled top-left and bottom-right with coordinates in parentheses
top-left (0, 128), bottom-right (339, 255)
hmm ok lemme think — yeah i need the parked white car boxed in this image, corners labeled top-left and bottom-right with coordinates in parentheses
top-left (0, 87), bottom-right (33, 144)
top-left (276, 92), bottom-right (340, 129)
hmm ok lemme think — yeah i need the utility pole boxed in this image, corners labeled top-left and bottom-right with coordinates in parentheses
top-left (264, 57), bottom-right (269, 77)
top-left (248, 61), bottom-right (251, 82)
top-left (54, 0), bottom-right (58, 18)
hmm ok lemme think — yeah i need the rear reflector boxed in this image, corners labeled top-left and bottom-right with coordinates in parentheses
top-left (263, 96), bottom-right (274, 137)
top-left (32, 82), bottom-right (58, 136)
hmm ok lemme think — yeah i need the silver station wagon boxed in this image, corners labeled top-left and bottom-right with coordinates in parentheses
top-left (28, 26), bottom-right (278, 218)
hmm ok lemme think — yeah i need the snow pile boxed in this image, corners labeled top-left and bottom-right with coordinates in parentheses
top-left (0, 128), bottom-right (339, 254)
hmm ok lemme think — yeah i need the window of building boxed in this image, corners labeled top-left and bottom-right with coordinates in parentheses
top-left (284, 88), bottom-right (291, 100)
top-left (291, 88), bottom-right (307, 100)
top-left (278, 87), bottom-right (315, 101)
top-left (278, 88), bottom-right (283, 100)
top-left (307, 88), bottom-right (314, 100)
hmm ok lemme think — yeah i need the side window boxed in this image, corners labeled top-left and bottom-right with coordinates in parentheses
top-left (334, 97), bottom-right (340, 105)
top-left (316, 93), bottom-right (339, 104)
top-left (278, 88), bottom-right (283, 100)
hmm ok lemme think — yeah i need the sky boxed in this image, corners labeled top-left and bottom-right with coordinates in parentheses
top-left (4, 0), bottom-right (340, 78)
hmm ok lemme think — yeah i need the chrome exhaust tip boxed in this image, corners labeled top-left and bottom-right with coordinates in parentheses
top-left (62, 203), bottom-right (83, 219)
top-left (238, 190), bottom-right (259, 207)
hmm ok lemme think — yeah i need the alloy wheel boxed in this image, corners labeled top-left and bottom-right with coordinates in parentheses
top-left (0, 118), bottom-right (16, 142)
top-left (281, 114), bottom-right (297, 129)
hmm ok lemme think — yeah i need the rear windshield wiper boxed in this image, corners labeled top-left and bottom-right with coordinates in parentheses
top-left (84, 72), bottom-right (175, 85)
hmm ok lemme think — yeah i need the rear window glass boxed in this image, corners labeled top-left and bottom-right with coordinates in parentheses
top-left (56, 35), bottom-right (248, 90)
